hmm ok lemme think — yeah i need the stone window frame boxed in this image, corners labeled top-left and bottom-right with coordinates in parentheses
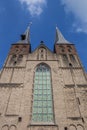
top-left (31, 63), bottom-right (55, 124)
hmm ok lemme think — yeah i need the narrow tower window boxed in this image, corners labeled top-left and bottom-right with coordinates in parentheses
top-left (69, 54), bottom-right (77, 64)
top-left (69, 54), bottom-right (77, 67)
top-left (18, 54), bottom-right (23, 61)
top-left (10, 55), bottom-right (17, 62)
top-left (59, 46), bottom-right (65, 53)
top-left (62, 54), bottom-right (69, 66)
top-left (32, 64), bottom-right (54, 123)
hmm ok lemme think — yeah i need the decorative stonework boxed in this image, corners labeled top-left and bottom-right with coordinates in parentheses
top-left (0, 27), bottom-right (87, 130)
top-left (38, 47), bottom-right (47, 60)
top-left (0, 83), bottom-right (23, 88)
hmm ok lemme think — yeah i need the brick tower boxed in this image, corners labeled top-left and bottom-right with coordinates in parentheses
top-left (0, 26), bottom-right (87, 130)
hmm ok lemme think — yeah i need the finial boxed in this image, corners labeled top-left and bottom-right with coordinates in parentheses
top-left (56, 24), bottom-right (57, 28)
top-left (28, 22), bottom-right (32, 29)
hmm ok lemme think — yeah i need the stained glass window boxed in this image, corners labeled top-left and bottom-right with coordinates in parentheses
top-left (32, 64), bottom-right (54, 123)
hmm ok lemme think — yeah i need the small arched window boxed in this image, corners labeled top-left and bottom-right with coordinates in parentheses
top-left (62, 54), bottom-right (69, 67)
top-left (69, 54), bottom-right (76, 63)
top-left (59, 46), bottom-right (65, 52)
top-left (38, 47), bottom-right (47, 60)
top-left (69, 54), bottom-right (77, 67)
top-left (10, 55), bottom-right (17, 62)
top-left (18, 54), bottom-right (23, 61)
top-left (67, 46), bottom-right (72, 52)
top-left (32, 64), bottom-right (54, 123)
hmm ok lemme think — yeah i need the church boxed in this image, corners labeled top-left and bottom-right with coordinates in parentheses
top-left (0, 26), bottom-right (87, 130)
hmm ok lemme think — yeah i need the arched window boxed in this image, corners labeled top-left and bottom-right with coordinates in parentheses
top-left (59, 46), bottom-right (65, 52)
top-left (62, 54), bottom-right (69, 67)
top-left (69, 54), bottom-right (76, 63)
top-left (32, 64), bottom-right (54, 123)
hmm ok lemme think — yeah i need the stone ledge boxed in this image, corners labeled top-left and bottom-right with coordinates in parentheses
top-left (0, 83), bottom-right (23, 88)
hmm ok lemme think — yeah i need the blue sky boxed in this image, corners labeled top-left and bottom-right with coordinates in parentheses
top-left (0, 0), bottom-right (87, 71)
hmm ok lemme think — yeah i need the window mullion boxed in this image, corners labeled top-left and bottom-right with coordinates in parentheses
top-left (32, 64), bottom-right (54, 123)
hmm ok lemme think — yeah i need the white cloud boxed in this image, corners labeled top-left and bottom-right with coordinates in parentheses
top-left (18, 0), bottom-right (47, 16)
top-left (61, 0), bottom-right (87, 33)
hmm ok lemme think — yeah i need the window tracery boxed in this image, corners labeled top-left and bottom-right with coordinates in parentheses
top-left (32, 64), bottom-right (54, 123)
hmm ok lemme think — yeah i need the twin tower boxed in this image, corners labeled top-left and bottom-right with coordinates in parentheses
top-left (0, 26), bottom-right (87, 130)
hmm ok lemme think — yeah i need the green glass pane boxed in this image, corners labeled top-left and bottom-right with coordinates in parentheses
top-left (38, 108), bottom-right (43, 113)
top-left (32, 114), bottom-right (37, 121)
top-left (43, 75), bottom-right (47, 80)
top-left (43, 101), bottom-right (47, 107)
top-left (47, 85), bottom-right (51, 89)
top-left (47, 76), bottom-right (50, 80)
top-left (47, 95), bottom-right (52, 100)
top-left (39, 80), bottom-right (43, 84)
top-left (33, 107), bottom-right (38, 113)
top-left (34, 95), bottom-right (38, 100)
top-left (48, 108), bottom-right (53, 113)
top-left (34, 84), bottom-right (38, 89)
top-left (43, 114), bottom-right (48, 122)
top-left (35, 80), bottom-right (38, 84)
top-left (47, 101), bottom-right (52, 106)
top-left (47, 84), bottom-right (51, 87)
top-left (43, 85), bottom-right (46, 89)
top-left (38, 90), bottom-right (43, 94)
top-left (35, 72), bottom-right (39, 75)
top-left (38, 95), bottom-right (43, 100)
top-left (39, 76), bottom-right (43, 80)
top-left (43, 90), bottom-right (47, 94)
top-left (38, 84), bottom-right (43, 89)
top-left (37, 114), bottom-right (42, 121)
top-left (43, 72), bottom-right (46, 76)
top-left (47, 90), bottom-right (51, 94)
top-left (39, 72), bottom-right (43, 76)
top-left (33, 101), bottom-right (38, 106)
top-left (47, 114), bottom-right (53, 122)
top-left (43, 107), bottom-right (47, 113)
top-left (43, 95), bottom-right (47, 100)
top-left (47, 80), bottom-right (50, 84)
top-left (43, 80), bottom-right (47, 84)
top-left (34, 89), bottom-right (38, 94)
top-left (35, 76), bottom-right (39, 80)
top-left (38, 101), bottom-right (43, 106)
top-left (46, 72), bottom-right (50, 76)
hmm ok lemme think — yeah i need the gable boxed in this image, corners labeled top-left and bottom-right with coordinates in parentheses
top-left (28, 43), bottom-right (56, 61)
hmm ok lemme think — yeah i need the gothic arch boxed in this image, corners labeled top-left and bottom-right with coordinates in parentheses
top-left (77, 124), bottom-right (84, 130)
top-left (69, 125), bottom-right (77, 130)
top-left (9, 125), bottom-right (17, 130)
top-left (35, 63), bottom-right (51, 70)
top-left (32, 63), bottom-right (54, 123)
top-left (1, 125), bottom-right (9, 130)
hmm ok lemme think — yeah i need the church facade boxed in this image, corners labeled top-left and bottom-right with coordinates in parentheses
top-left (0, 26), bottom-right (87, 130)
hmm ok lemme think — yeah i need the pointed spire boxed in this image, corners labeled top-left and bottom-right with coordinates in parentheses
top-left (17, 22), bottom-right (32, 44)
top-left (55, 26), bottom-right (69, 44)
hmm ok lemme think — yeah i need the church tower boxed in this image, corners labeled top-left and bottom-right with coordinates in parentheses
top-left (0, 26), bottom-right (87, 130)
